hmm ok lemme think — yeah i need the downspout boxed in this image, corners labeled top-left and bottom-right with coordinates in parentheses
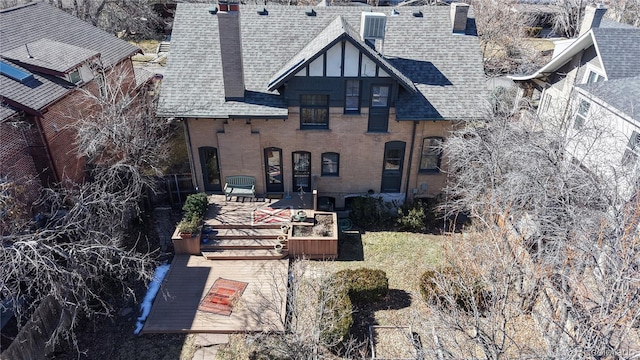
top-left (404, 120), bottom-right (418, 203)
top-left (182, 119), bottom-right (198, 192)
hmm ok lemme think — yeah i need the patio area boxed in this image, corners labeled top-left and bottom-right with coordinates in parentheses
top-left (204, 193), bottom-right (314, 227)
top-left (140, 255), bottom-right (289, 334)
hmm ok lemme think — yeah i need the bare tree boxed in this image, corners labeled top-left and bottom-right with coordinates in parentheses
top-left (234, 260), bottom-right (365, 359)
top-left (0, 76), bottom-right (170, 350)
top-left (465, 0), bottom-right (546, 75)
top-left (424, 97), bottom-right (640, 358)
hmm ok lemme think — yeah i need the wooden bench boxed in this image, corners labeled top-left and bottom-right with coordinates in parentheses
top-left (224, 175), bottom-right (256, 201)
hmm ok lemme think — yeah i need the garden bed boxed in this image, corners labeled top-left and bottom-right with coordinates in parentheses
top-left (288, 211), bottom-right (338, 259)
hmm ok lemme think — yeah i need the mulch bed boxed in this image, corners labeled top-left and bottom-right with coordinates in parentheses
top-left (198, 278), bottom-right (248, 316)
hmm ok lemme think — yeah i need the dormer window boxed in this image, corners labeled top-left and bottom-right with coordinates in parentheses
top-left (69, 69), bottom-right (82, 84)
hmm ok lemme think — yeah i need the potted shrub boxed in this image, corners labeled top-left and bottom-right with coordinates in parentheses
top-left (178, 216), bottom-right (202, 239)
top-left (175, 215), bottom-right (202, 254)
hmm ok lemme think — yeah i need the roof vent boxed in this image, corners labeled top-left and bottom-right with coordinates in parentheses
top-left (360, 12), bottom-right (387, 40)
top-left (305, 8), bottom-right (316, 16)
top-left (412, 10), bottom-right (422, 17)
top-left (257, 7), bottom-right (268, 15)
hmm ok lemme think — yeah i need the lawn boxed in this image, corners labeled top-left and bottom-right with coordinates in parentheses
top-left (307, 231), bottom-right (445, 338)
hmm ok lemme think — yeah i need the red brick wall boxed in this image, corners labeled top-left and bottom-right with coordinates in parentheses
top-left (38, 58), bottom-right (139, 184)
top-left (0, 118), bottom-right (45, 208)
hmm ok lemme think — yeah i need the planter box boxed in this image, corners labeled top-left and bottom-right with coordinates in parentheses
top-left (171, 228), bottom-right (201, 255)
top-left (288, 211), bottom-right (338, 259)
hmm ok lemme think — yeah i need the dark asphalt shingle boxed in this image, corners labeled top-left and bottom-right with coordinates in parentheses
top-left (158, 5), bottom-right (487, 120)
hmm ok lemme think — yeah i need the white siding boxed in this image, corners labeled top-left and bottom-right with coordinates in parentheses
top-left (361, 55), bottom-right (376, 77)
top-left (309, 56), bottom-right (323, 76)
top-left (326, 43), bottom-right (342, 77)
top-left (344, 42), bottom-right (359, 77)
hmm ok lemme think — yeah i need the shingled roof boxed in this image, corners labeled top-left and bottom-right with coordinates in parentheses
top-left (0, 2), bottom-right (139, 69)
top-left (577, 76), bottom-right (640, 122)
top-left (158, 4), bottom-right (487, 120)
top-left (2, 39), bottom-right (100, 75)
top-left (0, 2), bottom-right (140, 119)
top-left (591, 28), bottom-right (640, 80)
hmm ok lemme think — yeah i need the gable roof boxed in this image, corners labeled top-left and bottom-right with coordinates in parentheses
top-left (0, 2), bottom-right (140, 115)
top-left (511, 26), bottom-right (640, 81)
top-left (158, 4), bottom-right (487, 120)
top-left (0, 2), bottom-right (139, 69)
top-left (577, 75), bottom-right (640, 123)
top-left (267, 16), bottom-right (416, 93)
top-left (591, 28), bottom-right (640, 80)
top-left (2, 39), bottom-right (100, 75)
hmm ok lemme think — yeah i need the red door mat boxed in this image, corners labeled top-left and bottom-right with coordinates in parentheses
top-left (198, 278), bottom-right (248, 316)
top-left (253, 207), bottom-right (292, 225)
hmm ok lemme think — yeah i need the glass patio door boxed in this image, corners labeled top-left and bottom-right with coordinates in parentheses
top-left (199, 147), bottom-right (222, 192)
top-left (381, 141), bottom-right (405, 192)
top-left (292, 151), bottom-right (311, 192)
top-left (264, 147), bottom-right (284, 193)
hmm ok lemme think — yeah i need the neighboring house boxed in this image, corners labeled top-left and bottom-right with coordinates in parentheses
top-left (158, 1), bottom-right (487, 208)
top-left (511, 5), bottom-right (640, 198)
top-left (0, 2), bottom-right (153, 204)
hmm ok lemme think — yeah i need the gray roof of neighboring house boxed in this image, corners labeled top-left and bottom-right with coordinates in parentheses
top-left (0, 2), bottom-right (140, 114)
top-left (1, 39), bottom-right (100, 74)
top-left (577, 75), bottom-right (640, 122)
top-left (0, 104), bottom-right (18, 122)
top-left (591, 28), bottom-right (640, 80)
top-left (0, 2), bottom-right (139, 69)
top-left (0, 60), bottom-right (75, 114)
top-left (158, 4), bottom-right (487, 120)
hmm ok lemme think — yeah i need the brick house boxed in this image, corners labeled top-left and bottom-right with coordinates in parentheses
top-left (158, 2), bottom-right (487, 208)
top-left (0, 2), bottom-right (153, 205)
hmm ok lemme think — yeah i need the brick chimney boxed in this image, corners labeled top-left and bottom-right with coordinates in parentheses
top-left (579, 4), bottom-right (607, 37)
top-left (450, 3), bottom-right (469, 34)
top-left (217, 0), bottom-right (245, 100)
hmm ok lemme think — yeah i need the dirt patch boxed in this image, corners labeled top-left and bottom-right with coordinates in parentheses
top-left (291, 214), bottom-right (334, 237)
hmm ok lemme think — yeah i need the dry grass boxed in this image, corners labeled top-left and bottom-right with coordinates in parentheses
top-left (129, 40), bottom-right (161, 54)
top-left (312, 231), bottom-right (444, 292)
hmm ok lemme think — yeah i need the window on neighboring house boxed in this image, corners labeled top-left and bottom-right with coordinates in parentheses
top-left (321, 152), bottom-right (339, 176)
top-left (574, 99), bottom-right (590, 129)
top-left (586, 70), bottom-right (604, 84)
top-left (68, 69), bottom-right (82, 84)
top-left (300, 94), bottom-right (329, 129)
top-left (345, 80), bottom-right (360, 113)
top-left (622, 131), bottom-right (640, 166)
top-left (420, 137), bottom-right (443, 173)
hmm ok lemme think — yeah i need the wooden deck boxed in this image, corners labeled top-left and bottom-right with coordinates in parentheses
top-left (205, 193), bottom-right (314, 227)
top-left (141, 255), bottom-right (289, 334)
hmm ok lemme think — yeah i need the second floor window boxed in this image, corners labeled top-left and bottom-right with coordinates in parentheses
top-left (301, 94), bottom-right (329, 129)
top-left (69, 69), bottom-right (82, 84)
top-left (345, 80), bottom-right (360, 113)
top-left (574, 99), bottom-right (590, 130)
top-left (371, 85), bottom-right (390, 108)
top-left (586, 70), bottom-right (604, 84)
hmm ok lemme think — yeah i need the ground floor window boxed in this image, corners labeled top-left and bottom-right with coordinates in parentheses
top-left (321, 152), bottom-right (339, 176)
top-left (419, 137), bottom-right (443, 173)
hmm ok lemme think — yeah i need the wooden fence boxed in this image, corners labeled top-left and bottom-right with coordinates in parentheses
top-left (1, 296), bottom-right (69, 360)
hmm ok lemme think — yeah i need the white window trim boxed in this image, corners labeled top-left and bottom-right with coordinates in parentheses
top-left (581, 64), bottom-right (606, 84)
top-left (573, 97), bottom-right (591, 130)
